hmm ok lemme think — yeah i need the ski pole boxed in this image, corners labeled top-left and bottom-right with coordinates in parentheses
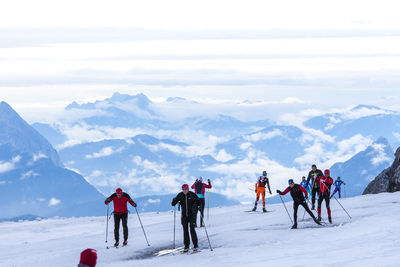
top-left (105, 204), bottom-right (110, 249)
top-left (278, 195), bottom-right (293, 224)
top-left (200, 213), bottom-right (213, 251)
top-left (334, 196), bottom-right (352, 219)
top-left (173, 206), bottom-right (176, 249)
top-left (134, 207), bottom-right (150, 246)
top-left (207, 189), bottom-right (210, 221)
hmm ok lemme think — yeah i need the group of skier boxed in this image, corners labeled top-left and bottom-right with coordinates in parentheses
top-left (252, 165), bottom-right (346, 229)
top-left (99, 166), bottom-right (346, 259)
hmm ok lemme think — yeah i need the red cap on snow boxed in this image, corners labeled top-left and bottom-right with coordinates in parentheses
top-left (182, 184), bottom-right (189, 190)
top-left (79, 248), bottom-right (97, 267)
top-left (116, 188), bottom-right (123, 196)
top-left (324, 169), bottom-right (330, 176)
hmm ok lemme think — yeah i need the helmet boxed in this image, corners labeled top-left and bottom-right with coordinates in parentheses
top-left (262, 171), bottom-right (267, 177)
top-left (116, 188), bottom-right (123, 196)
top-left (182, 184), bottom-right (189, 190)
top-left (337, 176), bottom-right (341, 180)
top-left (324, 169), bottom-right (330, 176)
top-left (288, 179), bottom-right (294, 185)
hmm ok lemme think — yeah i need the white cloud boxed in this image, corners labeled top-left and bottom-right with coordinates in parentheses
top-left (20, 170), bottom-right (39, 180)
top-left (0, 156), bottom-right (21, 174)
top-left (393, 132), bottom-right (400, 141)
top-left (282, 97), bottom-right (305, 104)
top-left (245, 129), bottom-right (284, 142)
top-left (33, 153), bottom-right (47, 162)
top-left (0, 180), bottom-right (6, 185)
top-left (85, 146), bottom-right (125, 159)
top-left (147, 198), bottom-right (160, 204)
top-left (214, 149), bottom-right (235, 162)
top-left (370, 143), bottom-right (393, 166)
top-left (240, 142), bottom-right (252, 150)
top-left (48, 198), bottom-right (61, 206)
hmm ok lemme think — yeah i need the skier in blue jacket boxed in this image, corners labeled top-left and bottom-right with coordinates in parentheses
top-left (300, 176), bottom-right (311, 197)
top-left (330, 177), bottom-right (346, 199)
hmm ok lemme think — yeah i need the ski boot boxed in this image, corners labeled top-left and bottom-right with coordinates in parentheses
top-left (114, 242), bottom-right (119, 248)
top-left (291, 223), bottom-right (297, 229)
top-left (328, 216), bottom-right (332, 224)
top-left (183, 247), bottom-right (189, 253)
top-left (122, 240), bottom-right (128, 246)
top-left (251, 205), bottom-right (257, 212)
top-left (317, 215), bottom-right (321, 222)
top-left (314, 217), bottom-right (322, 225)
top-left (262, 207), bottom-right (267, 213)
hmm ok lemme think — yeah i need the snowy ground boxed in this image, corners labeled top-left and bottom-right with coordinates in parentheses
top-left (1, 192), bottom-right (400, 267)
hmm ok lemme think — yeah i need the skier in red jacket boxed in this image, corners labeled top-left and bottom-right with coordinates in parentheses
top-left (315, 169), bottom-right (334, 223)
top-left (105, 188), bottom-right (137, 247)
top-left (277, 179), bottom-right (321, 229)
top-left (191, 177), bottom-right (212, 227)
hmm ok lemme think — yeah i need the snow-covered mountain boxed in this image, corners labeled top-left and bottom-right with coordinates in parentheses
top-left (329, 137), bottom-right (394, 197)
top-left (0, 101), bottom-right (62, 166)
top-left (304, 104), bottom-right (400, 147)
top-left (0, 102), bottom-right (105, 219)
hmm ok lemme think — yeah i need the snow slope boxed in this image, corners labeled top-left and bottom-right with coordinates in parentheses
top-left (0, 192), bottom-right (399, 267)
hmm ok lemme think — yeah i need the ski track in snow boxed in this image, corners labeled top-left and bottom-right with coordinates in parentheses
top-left (0, 193), bottom-right (399, 267)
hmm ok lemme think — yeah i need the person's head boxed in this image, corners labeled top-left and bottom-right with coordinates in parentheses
top-left (302, 176), bottom-right (306, 181)
top-left (262, 170), bottom-right (267, 177)
top-left (79, 248), bottom-right (97, 267)
top-left (337, 176), bottom-right (341, 180)
top-left (198, 177), bottom-right (203, 183)
top-left (324, 169), bottom-right (330, 177)
top-left (182, 184), bottom-right (189, 195)
top-left (288, 179), bottom-right (294, 188)
top-left (312, 164), bottom-right (317, 171)
top-left (116, 188), bottom-right (123, 198)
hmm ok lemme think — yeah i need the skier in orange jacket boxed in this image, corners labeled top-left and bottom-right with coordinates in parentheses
top-left (252, 171), bottom-right (272, 212)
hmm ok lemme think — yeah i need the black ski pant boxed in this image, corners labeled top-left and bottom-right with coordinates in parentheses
top-left (311, 187), bottom-right (319, 205)
top-left (195, 198), bottom-right (205, 226)
top-left (182, 215), bottom-right (198, 249)
top-left (293, 200), bottom-right (316, 224)
top-left (114, 212), bottom-right (128, 242)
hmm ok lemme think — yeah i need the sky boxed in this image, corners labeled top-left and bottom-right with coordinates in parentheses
top-left (1, 0), bottom-right (400, 121)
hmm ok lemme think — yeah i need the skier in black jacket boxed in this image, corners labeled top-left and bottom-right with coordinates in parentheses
top-left (172, 184), bottom-right (201, 252)
top-left (277, 179), bottom-right (321, 229)
top-left (305, 164), bottom-right (324, 210)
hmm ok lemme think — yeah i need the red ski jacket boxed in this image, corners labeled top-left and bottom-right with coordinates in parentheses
top-left (191, 181), bottom-right (212, 195)
top-left (105, 192), bottom-right (136, 214)
top-left (315, 176), bottom-right (333, 195)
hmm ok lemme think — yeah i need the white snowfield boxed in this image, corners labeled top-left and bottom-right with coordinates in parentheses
top-left (1, 192), bottom-right (399, 267)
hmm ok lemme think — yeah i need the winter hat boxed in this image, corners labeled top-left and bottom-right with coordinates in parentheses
top-left (198, 177), bottom-right (203, 182)
top-left (182, 184), bottom-right (189, 190)
top-left (116, 188), bottom-right (123, 196)
top-left (79, 248), bottom-right (97, 267)
top-left (312, 164), bottom-right (317, 168)
top-left (288, 179), bottom-right (294, 185)
top-left (324, 169), bottom-right (330, 176)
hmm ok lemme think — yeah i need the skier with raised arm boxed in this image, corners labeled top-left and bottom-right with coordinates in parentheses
top-left (191, 177), bottom-right (212, 227)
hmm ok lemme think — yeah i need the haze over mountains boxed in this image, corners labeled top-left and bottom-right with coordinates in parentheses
top-left (1, 92), bottom-right (398, 219)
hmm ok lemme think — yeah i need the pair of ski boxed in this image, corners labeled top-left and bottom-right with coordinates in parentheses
top-left (156, 247), bottom-right (201, 257)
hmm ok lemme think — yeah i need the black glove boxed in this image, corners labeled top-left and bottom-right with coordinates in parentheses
top-left (208, 179), bottom-right (211, 183)
top-left (171, 198), bottom-right (177, 206)
top-left (276, 190), bottom-right (281, 194)
top-left (133, 202), bottom-right (137, 208)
